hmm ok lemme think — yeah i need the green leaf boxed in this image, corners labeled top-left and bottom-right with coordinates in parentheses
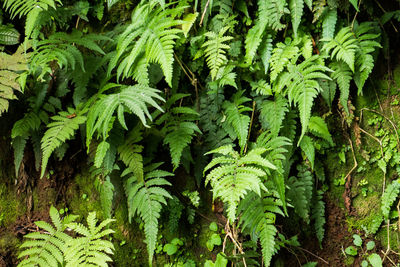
top-left (299, 136), bottom-right (315, 169)
top-left (366, 241), bottom-right (375, 250)
top-left (345, 246), bottom-right (358, 256)
top-left (353, 234), bottom-right (362, 247)
top-left (182, 12), bottom-right (198, 37)
top-left (349, 0), bottom-right (359, 11)
top-left (368, 253), bottom-right (382, 267)
top-left (163, 243), bottom-right (178, 255)
top-left (209, 222), bottom-right (218, 232)
top-left (290, 0), bottom-right (304, 37)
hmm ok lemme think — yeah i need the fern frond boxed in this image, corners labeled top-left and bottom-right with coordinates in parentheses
top-left (40, 109), bottom-right (86, 178)
top-left (322, 26), bottom-right (358, 71)
top-left (270, 40), bottom-right (299, 82)
top-left (330, 60), bottom-right (352, 113)
top-left (202, 26), bottom-right (233, 80)
top-left (17, 206), bottom-right (77, 267)
top-left (0, 24), bottom-right (20, 45)
top-left (65, 212), bottom-right (115, 267)
top-left (289, 0), bottom-right (304, 37)
top-left (311, 190), bottom-right (325, 246)
top-left (353, 22), bottom-right (381, 94)
top-left (239, 192), bottom-right (283, 266)
top-left (118, 126), bottom-right (144, 180)
top-left (381, 179), bottom-right (400, 220)
top-left (259, 95), bottom-right (289, 137)
top-left (260, 0), bottom-right (289, 31)
top-left (322, 8), bottom-right (337, 39)
top-left (299, 136), bottom-right (315, 169)
top-left (123, 165), bottom-right (173, 264)
top-left (86, 83), bottom-right (164, 147)
top-left (204, 145), bottom-right (276, 222)
top-left (222, 91), bottom-right (252, 154)
top-left (164, 121), bottom-right (201, 170)
top-left (283, 55), bottom-right (332, 143)
top-left (287, 165), bottom-right (313, 223)
top-left (0, 43), bottom-right (29, 116)
top-left (109, 2), bottom-right (184, 86)
top-left (308, 116), bottom-right (334, 145)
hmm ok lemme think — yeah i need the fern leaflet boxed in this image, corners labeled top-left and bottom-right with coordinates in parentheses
top-left (40, 108), bottom-right (86, 178)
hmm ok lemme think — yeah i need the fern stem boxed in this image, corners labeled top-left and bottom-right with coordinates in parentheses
top-left (199, 0), bottom-right (210, 26)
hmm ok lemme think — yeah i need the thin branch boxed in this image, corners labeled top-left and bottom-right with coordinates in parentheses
top-left (199, 0), bottom-right (210, 26)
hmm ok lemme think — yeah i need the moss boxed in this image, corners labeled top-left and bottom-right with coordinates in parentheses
top-left (0, 183), bottom-right (26, 227)
top-left (66, 172), bottom-right (103, 219)
top-left (376, 225), bottom-right (400, 251)
top-left (0, 231), bottom-right (20, 256)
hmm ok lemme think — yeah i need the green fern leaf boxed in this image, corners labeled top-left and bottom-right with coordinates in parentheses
top-left (259, 95), bottom-right (289, 137)
top-left (287, 165), bottom-right (313, 223)
top-left (86, 83), bottom-right (164, 147)
top-left (308, 116), bottom-right (334, 145)
top-left (123, 165), bottom-right (173, 264)
top-left (260, 33), bottom-right (274, 73)
top-left (95, 176), bottom-right (114, 219)
top-left (164, 122), bottom-right (201, 170)
top-left (18, 206), bottom-right (78, 267)
top-left (322, 26), bottom-right (358, 71)
top-left (260, 0), bottom-right (289, 31)
top-left (65, 212), bottom-right (115, 267)
top-left (0, 44), bottom-right (29, 116)
top-left (381, 179), bottom-right (400, 220)
top-left (222, 92), bottom-right (252, 154)
top-left (322, 8), bottom-right (337, 39)
top-left (203, 26), bottom-right (233, 80)
top-left (330, 60), bottom-right (352, 113)
top-left (109, 3), bottom-right (184, 86)
top-left (205, 146), bottom-right (275, 222)
top-left (118, 126), bottom-right (144, 180)
top-left (40, 109), bottom-right (86, 178)
top-left (270, 40), bottom-right (299, 82)
top-left (319, 78), bottom-right (337, 108)
top-left (0, 24), bottom-right (19, 45)
top-left (290, 0), bottom-right (304, 37)
top-left (299, 136), bottom-right (315, 169)
top-left (311, 190), bottom-right (326, 246)
top-left (259, 223), bottom-right (278, 265)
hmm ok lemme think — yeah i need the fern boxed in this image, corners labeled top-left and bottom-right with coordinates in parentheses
top-left (123, 163), bottom-right (173, 264)
top-left (3, 0), bottom-right (61, 38)
top-left (270, 40), bottom-right (299, 82)
top-left (64, 212), bottom-right (115, 267)
top-left (40, 108), bottom-right (86, 178)
top-left (381, 179), bottom-right (400, 220)
top-left (330, 60), bottom-right (352, 112)
top-left (239, 192), bottom-right (283, 266)
top-left (93, 170), bottom-right (115, 219)
top-left (259, 95), bottom-right (289, 137)
top-left (222, 91), bottom-right (252, 154)
top-left (322, 8), bottom-right (337, 39)
top-left (308, 116), bottom-right (334, 145)
top-left (299, 136), bottom-right (315, 169)
top-left (156, 94), bottom-right (201, 170)
top-left (204, 145), bottom-right (276, 222)
top-left (18, 206), bottom-right (78, 267)
top-left (289, 0), bottom-right (304, 37)
top-left (108, 2), bottom-right (184, 86)
top-left (118, 127), bottom-right (144, 180)
top-left (311, 190), bottom-right (325, 246)
top-left (322, 26), bottom-right (358, 71)
top-left (30, 30), bottom-right (109, 80)
top-left (86, 83), bottom-right (164, 147)
top-left (202, 26), bottom-right (233, 80)
top-left (279, 55), bottom-right (332, 144)
top-left (260, 0), bottom-right (289, 31)
top-left (0, 43), bottom-right (29, 116)
top-left (287, 165), bottom-right (313, 223)
top-left (0, 24), bottom-right (20, 45)
top-left (353, 22), bottom-right (381, 94)
top-left (11, 112), bottom-right (42, 176)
